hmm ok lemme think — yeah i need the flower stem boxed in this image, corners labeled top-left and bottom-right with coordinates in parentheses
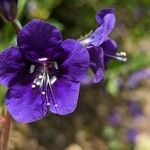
top-left (11, 19), bottom-right (22, 34)
top-left (0, 111), bottom-right (12, 150)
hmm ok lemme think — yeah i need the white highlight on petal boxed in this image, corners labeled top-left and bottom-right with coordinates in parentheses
top-left (30, 65), bottom-right (35, 74)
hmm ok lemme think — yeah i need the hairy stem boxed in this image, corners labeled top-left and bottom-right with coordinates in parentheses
top-left (11, 19), bottom-right (22, 34)
top-left (0, 111), bottom-right (12, 150)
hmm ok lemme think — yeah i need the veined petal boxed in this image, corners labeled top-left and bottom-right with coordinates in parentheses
top-left (49, 78), bottom-right (80, 115)
top-left (101, 39), bottom-right (117, 66)
top-left (60, 39), bottom-right (90, 82)
top-left (89, 8), bottom-right (116, 47)
top-left (17, 19), bottom-right (62, 61)
top-left (89, 26), bottom-right (109, 47)
top-left (0, 47), bottom-right (24, 87)
top-left (96, 8), bottom-right (115, 25)
top-left (103, 13), bottom-right (116, 32)
top-left (6, 83), bottom-right (48, 123)
top-left (88, 47), bottom-right (104, 83)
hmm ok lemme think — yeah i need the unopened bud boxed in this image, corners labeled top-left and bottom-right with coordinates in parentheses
top-left (0, 0), bottom-right (18, 21)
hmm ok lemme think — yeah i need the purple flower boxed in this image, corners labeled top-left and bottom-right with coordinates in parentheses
top-left (127, 68), bottom-right (150, 88)
top-left (80, 8), bottom-right (127, 83)
top-left (0, 0), bottom-right (18, 21)
top-left (127, 100), bottom-right (142, 118)
top-left (0, 19), bottom-right (90, 123)
top-left (108, 111), bottom-right (121, 126)
top-left (127, 128), bottom-right (137, 143)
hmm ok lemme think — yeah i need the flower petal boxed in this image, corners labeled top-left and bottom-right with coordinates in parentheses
top-left (88, 47), bottom-right (104, 83)
top-left (103, 13), bottom-right (116, 33)
top-left (5, 83), bottom-right (48, 123)
top-left (17, 19), bottom-right (62, 61)
top-left (101, 39), bottom-right (117, 66)
top-left (60, 39), bottom-right (90, 82)
top-left (49, 78), bottom-right (80, 115)
top-left (0, 47), bottom-right (24, 87)
top-left (89, 8), bottom-right (116, 47)
top-left (89, 26), bottom-right (109, 47)
top-left (96, 8), bottom-right (115, 25)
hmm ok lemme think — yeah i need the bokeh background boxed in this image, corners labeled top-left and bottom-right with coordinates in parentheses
top-left (0, 0), bottom-right (150, 150)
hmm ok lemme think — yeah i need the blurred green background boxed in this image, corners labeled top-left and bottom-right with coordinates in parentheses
top-left (0, 0), bottom-right (150, 150)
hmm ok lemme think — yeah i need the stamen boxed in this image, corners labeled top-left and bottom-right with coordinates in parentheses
top-left (30, 65), bottom-right (35, 74)
top-left (32, 84), bottom-right (36, 88)
top-left (51, 76), bottom-right (57, 85)
top-left (116, 52), bottom-right (127, 57)
top-left (54, 62), bottom-right (58, 70)
top-left (38, 57), bottom-right (48, 62)
top-left (36, 81), bottom-right (41, 86)
top-left (54, 104), bottom-right (58, 107)
top-left (47, 102), bottom-right (50, 106)
top-left (105, 53), bottom-right (127, 62)
top-left (39, 75), bottom-right (43, 79)
top-left (46, 73), bottom-right (58, 111)
top-left (41, 91), bottom-right (46, 95)
top-left (31, 62), bottom-right (59, 112)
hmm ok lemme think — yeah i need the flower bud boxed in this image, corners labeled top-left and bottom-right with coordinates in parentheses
top-left (0, 0), bottom-right (18, 21)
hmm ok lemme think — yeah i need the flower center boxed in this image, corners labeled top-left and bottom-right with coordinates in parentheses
top-left (30, 57), bottom-right (59, 111)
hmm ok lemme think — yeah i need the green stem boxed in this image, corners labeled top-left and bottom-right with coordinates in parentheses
top-left (0, 111), bottom-right (12, 150)
top-left (0, 18), bottom-right (22, 150)
top-left (11, 19), bottom-right (22, 34)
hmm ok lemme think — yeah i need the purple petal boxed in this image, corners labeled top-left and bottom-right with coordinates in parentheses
top-left (127, 128), bottom-right (137, 143)
top-left (101, 39), bottom-right (118, 66)
top-left (17, 19), bottom-right (62, 61)
top-left (108, 111), bottom-right (121, 126)
top-left (0, 47), bottom-right (24, 87)
top-left (6, 83), bottom-right (48, 123)
top-left (89, 8), bottom-right (116, 47)
top-left (81, 76), bottom-right (94, 86)
top-left (127, 100), bottom-right (142, 118)
top-left (127, 68), bottom-right (150, 88)
top-left (88, 47), bottom-right (104, 83)
top-left (96, 8), bottom-right (115, 25)
top-left (103, 13), bottom-right (116, 32)
top-left (60, 39), bottom-right (90, 82)
top-left (89, 26), bottom-right (109, 47)
top-left (50, 78), bottom-right (80, 115)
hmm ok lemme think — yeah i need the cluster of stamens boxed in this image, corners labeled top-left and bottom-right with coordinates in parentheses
top-left (80, 37), bottom-right (127, 62)
top-left (30, 58), bottom-right (59, 109)
top-left (105, 51), bottom-right (127, 62)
